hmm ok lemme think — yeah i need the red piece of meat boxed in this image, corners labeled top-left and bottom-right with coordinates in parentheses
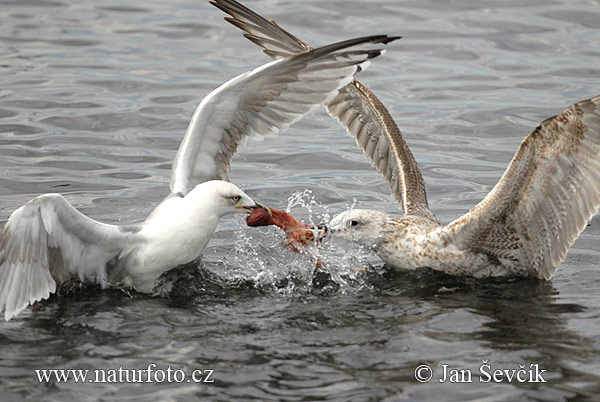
top-left (247, 207), bottom-right (319, 251)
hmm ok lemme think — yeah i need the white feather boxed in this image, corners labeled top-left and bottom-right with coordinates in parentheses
top-left (0, 33), bottom-right (393, 320)
top-left (169, 36), bottom-right (393, 195)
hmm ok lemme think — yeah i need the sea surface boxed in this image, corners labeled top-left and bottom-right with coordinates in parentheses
top-left (1, 0), bottom-right (599, 400)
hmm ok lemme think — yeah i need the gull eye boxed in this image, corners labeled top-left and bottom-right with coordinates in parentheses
top-left (232, 195), bottom-right (241, 203)
top-left (350, 220), bottom-right (359, 227)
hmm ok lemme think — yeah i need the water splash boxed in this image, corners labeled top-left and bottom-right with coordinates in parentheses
top-left (284, 189), bottom-right (330, 227)
top-left (216, 190), bottom-right (382, 294)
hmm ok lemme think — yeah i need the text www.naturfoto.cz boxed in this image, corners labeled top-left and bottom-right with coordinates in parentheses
top-left (35, 364), bottom-right (215, 384)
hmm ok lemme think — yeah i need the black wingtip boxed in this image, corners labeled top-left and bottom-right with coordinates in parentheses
top-left (384, 35), bottom-right (402, 44)
top-left (359, 35), bottom-right (402, 47)
top-left (309, 34), bottom-right (401, 58)
top-left (370, 35), bottom-right (402, 45)
top-left (365, 48), bottom-right (385, 60)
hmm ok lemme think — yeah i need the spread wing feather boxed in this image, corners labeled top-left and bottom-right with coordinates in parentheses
top-left (210, 0), bottom-right (437, 222)
top-left (443, 96), bottom-right (600, 279)
top-left (0, 194), bottom-right (134, 320)
top-left (169, 34), bottom-right (397, 196)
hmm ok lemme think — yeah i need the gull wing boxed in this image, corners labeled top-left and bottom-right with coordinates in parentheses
top-left (210, 0), bottom-right (309, 59)
top-left (442, 97), bottom-right (600, 279)
top-left (0, 194), bottom-right (135, 320)
top-left (210, 0), bottom-right (437, 222)
top-left (169, 34), bottom-right (397, 196)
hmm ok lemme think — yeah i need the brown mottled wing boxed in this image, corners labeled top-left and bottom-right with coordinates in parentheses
top-left (444, 97), bottom-right (600, 279)
top-left (210, 0), bottom-right (311, 59)
top-left (210, 0), bottom-right (437, 222)
top-left (326, 80), bottom-right (436, 221)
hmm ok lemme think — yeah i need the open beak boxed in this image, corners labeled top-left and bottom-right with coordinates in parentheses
top-left (247, 201), bottom-right (273, 216)
top-left (254, 202), bottom-right (272, 216)
top-left (237, 201), bottom-right (272, 214)
top-left (325, 213), bottom-right (347, 235)
top-left (313, 224), bottom-right (329, 242)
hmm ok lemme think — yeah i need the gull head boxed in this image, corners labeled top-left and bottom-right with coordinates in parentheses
top-left (328, 209), bottom-right (390, 248)
top-left (186, 180), bottom-right (257, 216)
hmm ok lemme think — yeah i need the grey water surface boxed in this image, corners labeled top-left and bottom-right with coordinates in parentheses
top-left (1, 0), bottom-right (600, 400)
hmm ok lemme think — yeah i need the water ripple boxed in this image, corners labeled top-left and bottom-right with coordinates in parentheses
top-left (0, 0), bottom-right (599, 400)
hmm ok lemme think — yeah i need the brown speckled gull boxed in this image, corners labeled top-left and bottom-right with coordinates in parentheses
top-left (212, 0), bottom-right (600, 280)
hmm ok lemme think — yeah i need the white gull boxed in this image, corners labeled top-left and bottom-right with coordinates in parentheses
top-left (212, 0), bottom-right (600, 280)
top-left (0, 28), bottom-right (399, 320)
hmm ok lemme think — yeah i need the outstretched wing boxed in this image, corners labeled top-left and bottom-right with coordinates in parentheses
top-left (210, 0), bottom-right (309, 59)
top-left (210, 0), bottom-right (437, 222)
top-left (0, 194), bottom-right (135, 320)
top-left (170, 34), bottom-right (398, 196)
top-left (443, 97), bottom-right (600, 279)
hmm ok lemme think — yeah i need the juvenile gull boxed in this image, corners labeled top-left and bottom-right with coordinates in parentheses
top-left (0, 32), bottom-right (398, 320)
top-left (330, 98), bottom-right (600, 279)
top-left (213, 0), bottom-right (600, 279)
